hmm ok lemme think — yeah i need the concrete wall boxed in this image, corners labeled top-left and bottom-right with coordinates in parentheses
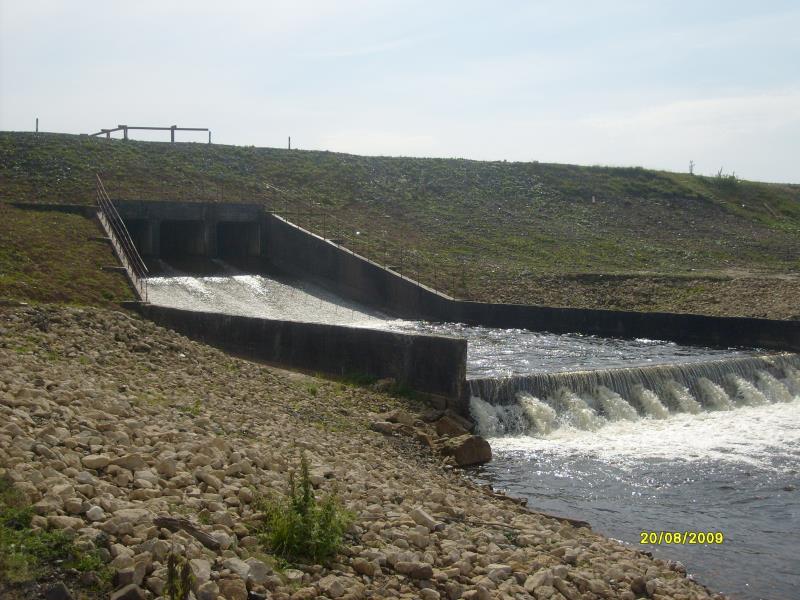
top-left (116, 200), bottom-right (263, 259)
top-left (137, 304), bottom-right (468, 410)
top-left (450, 302), bottom-right (800, 352)
top-left (263, 214), bottom-right (453, 320)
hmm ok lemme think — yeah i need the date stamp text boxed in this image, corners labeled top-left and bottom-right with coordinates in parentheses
top-left (640, 531), bottom-right (724, 545)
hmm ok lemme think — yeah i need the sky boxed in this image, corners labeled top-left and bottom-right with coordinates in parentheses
top-left (1, 0), bottom-right (798, 183)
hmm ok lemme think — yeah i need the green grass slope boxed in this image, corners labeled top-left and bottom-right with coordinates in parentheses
top-left (0, 204), bottom-right (133, 306)
top-left (1, 132), bottom-right (798, 317)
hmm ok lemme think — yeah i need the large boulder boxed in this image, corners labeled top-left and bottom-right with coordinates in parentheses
top-left (440, 434), bottom-right (492, 466)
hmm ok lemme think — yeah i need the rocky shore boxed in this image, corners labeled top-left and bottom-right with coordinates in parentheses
top-left (1, 306), bottom-right (723, 600)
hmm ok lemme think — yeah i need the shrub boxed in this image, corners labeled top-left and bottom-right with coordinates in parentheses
top-left (256, 454), bottom-right (353, 564)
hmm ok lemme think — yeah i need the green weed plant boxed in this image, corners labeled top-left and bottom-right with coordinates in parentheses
top-left (256, 454), bottom-right (352, 564)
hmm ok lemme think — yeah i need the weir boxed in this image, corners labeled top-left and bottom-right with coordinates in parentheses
top-left (468, 353), bottom-right (800, 404)
top-left (467, 353), bottom-right (800, 436)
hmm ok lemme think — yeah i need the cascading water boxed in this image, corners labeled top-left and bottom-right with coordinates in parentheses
top-left (517, 393), bottom-right (557, 434)
top-left (594, 385), bottom-right (639, 421)
top-left (755, 370), bottom-right (794, 403)
top-left (782, 366), bottom-right (800, 395)
top-left (550, 387), bottom-right (606, 431)
top-left (145, 260), bottom-right (391, 328)
top-left (662, 380), bottom-right (702, 413)
top-left (468, 353), bottom-right (800, 436)
top-left (695, 377), bottom-right (733, 410)
top-left (630, 384), bottom-right (669, 418)
top-left (725, 374), bottom-right (770, 406)
top-left (467, 397), bottom-right (533, 437)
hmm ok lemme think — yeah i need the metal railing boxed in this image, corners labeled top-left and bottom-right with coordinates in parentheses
top-left (95, 174), bottom-right (149, 301)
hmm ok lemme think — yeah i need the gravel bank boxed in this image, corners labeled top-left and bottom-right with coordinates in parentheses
top-left (0, 306), bottom-right (722, 600)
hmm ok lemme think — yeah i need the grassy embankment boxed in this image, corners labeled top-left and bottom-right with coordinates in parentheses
top-left (1, 131), bottom-right (798, 317)
top-left (0, 203), bottom-right (132, 306)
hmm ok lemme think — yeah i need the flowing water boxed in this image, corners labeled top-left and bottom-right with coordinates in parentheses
top-left (467, 360), bottom-right (800, 600)
top-left (147, 264), bottom-right (800, 599)
top-left (145, 260), bottom-right (390, 328)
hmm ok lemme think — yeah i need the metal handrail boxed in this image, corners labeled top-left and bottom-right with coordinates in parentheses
top-left (96, 175), bottom-right (148, 277)
top-left (95, 174), bottom-right (149, 301)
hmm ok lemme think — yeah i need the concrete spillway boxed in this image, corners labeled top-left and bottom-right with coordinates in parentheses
top-left (145, 261), bottom-right (389, 328)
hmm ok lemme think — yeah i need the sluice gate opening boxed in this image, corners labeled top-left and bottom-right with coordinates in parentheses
top-left (216, 221), bottom-right (260, 258)
top-left (159, 220), bottom-right (207, 258)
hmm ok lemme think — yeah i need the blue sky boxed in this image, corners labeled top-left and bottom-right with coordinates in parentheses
top-left (1, 1), bottom-right (798, 182)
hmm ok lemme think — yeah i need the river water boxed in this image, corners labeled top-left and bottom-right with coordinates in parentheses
top-left (146, 265), bottom-right (800, 599)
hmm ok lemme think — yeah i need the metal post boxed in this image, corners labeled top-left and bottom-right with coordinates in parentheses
top-left (288, 136), bottom-right (291, 150)
top-left (208, 131), bottom-right (212, 144)
top-left (35, 117), bottom-right (38, 133)
top-left (171, 125), bottom-right (176, 143)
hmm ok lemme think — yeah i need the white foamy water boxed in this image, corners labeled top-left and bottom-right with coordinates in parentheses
top-left (725, 375), bottom-right (770, 406)
top-left (630, 384), bottom-right (670, 418)
top-left (550, 388), bottom-right (606, 431)
top-left (146, 269), bottom-right (391, 328)
top-left (755, 370), bottom-right (794, 403)
top-left (783, 366), bottom-right (800, 395)
top-left (489, 398), bottom-right (800, 469)
top-left (475, 399), bottom-right (800, 600)
top-left (517, 393), bottom-right (557, 434)
top-left (695, 377), bottom-right (734, 410)
top-left (595, 385), bottom-right (639, 421)
top-left (663, 380), bottom-right (702, 414)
